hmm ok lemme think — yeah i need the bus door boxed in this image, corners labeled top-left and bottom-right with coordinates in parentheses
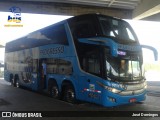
top-left (79, 50), bottom-right (102, 103)
top-left (38, 58), bottom-right (47, 90)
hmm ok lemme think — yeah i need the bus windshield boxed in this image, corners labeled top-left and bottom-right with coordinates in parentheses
top-left (98, 16), bottom-right (137, 43)
top-left (105, 51), bottom-right (142, 81)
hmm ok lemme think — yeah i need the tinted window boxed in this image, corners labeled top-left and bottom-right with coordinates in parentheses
top-left (73, 21), bottom-right (97, 38)
top-left (98, 16), bottom-right (137, 42)
top-left (68, 15), bottom-right (98, 39)
top-left (40, 24), bottom-right (68, 45)
top-left (58, 59), bottom-right (73, 75)
top-left (47, 58), bottom-right (73, 75)
top-left (47, 58), bottom-right (57, 74)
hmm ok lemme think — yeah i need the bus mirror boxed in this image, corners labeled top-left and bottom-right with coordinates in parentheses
top-left (141, 45), bottom-right (158, 61)
top-left (105, 41), bottom-right (118, 57)
top-left (110, 47), bottom-right (118, 57)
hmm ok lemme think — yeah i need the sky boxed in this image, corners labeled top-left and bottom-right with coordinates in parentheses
top-left (127, 20), bottom-right (160, 63)
top-left (0, 12), bottom-right (160, 63)
top-left (0, 12), bottom-right (72, 62)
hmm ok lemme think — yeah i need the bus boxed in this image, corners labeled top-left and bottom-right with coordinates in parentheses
top-left (4, 14), bottom-right (158, 107)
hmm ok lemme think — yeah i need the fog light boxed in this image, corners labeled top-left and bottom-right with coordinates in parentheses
top-left (129, 98), bottom-right (136, 103)
top-left (108, 96), bottom-right (116, 102)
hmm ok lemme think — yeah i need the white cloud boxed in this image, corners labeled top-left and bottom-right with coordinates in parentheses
top-left (0, 12), bottom-right (71, 61)
top-left (0, 12), bottom-right (71, 45)
top-left (27, 31), bottom-right (51, 40)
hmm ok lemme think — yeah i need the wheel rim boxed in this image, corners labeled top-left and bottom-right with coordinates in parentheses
top-left (51, 86), bottom-right (59, 98)
top-left (66, 89), bottom-right (75, 103)
top-left (16, 81), bottom-right (19, 88)
top-left (11, 78), bottom-right (15, 86)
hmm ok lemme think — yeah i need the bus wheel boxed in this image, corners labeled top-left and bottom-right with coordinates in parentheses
top-left (14, 76), bottom-right (20, 88)
top-left (10, 74), bottom-right (14, 86)
top-left (11, 78), bottom-right (14, 86)
top-left (15, 79), bottom-right (20, 88)
top-left (64, 85), bottom-right (76, 103)
top-left (49, 84), bottom-right (59, 99)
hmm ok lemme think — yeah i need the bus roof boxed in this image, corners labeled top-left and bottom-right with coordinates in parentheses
top-left (5, 13), bottom-right (124, 52)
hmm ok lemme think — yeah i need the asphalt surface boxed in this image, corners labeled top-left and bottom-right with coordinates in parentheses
top-left (0, 78), bottom-right (159, 120)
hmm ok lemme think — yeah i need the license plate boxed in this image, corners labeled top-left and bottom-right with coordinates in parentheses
top-left (129, 98), bottom-right (136, 103)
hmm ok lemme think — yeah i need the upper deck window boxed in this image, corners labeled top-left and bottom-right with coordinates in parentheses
top-left (74, 21), bottom-right (96, 38)
top-left (68, 15), bottom-right (98, 39)
top-left (98, 16), bottom-right (137, 43)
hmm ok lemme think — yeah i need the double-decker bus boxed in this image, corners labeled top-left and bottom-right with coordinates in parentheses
top-left (4, 14), bottom-right (158, 107)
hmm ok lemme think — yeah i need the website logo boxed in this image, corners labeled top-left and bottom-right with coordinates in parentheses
top-left (2, 112), bottom-right (11, 117)
top-left (4, 6), bottom-right (23, 27)
top-left (1, 112), bottom-right (42, 118)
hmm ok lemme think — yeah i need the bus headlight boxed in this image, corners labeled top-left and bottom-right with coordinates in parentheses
top-left (104, 86), bottom-right (121, 93)
top-left (111, 88), bottom-right (121, 93)
top-left (96, 81), bottom-right (121, 94)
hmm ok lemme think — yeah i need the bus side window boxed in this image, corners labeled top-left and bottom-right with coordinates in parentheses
top-left (46, 58), bottom-right (57, 74)
top-left (57, 59), bottom-right (73, 75)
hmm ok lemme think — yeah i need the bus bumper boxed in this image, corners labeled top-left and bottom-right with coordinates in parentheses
top-left (102, 91), bottom-right (146, 107)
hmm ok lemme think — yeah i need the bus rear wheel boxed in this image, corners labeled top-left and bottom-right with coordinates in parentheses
top-left (64, 85), bottom-right (76, 103)
top-left (15, 79), bottom-right (20, 88)
top-left (11, 78), bottom-right (14, 87)
top-left (10, 74), bottom-right (14, 86)
top-left (14, 75), bottom-right (20, 88)
top-left (49, 84), bottom-right (59, 99)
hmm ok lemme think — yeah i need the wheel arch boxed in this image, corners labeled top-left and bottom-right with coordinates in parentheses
top-left (14, 74), bottom-right (19, 80)
top-left (61, 80), bottom-right (76, 96)
top-left (61, 80), bottom-right (75, 89)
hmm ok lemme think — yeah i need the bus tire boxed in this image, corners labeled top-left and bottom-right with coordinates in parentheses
top-left (15, 79), bottom-right (20, 88)
top-left (49, 83), bottom-right (59, 99)
top-left (10, 74), bottom-right (14, 86)
top-left (64, 85), bottom-right (76, 103)
top-left (14, 75), bottom-right (20, 88)
top-left (11, 78), bottom-right (14, 87)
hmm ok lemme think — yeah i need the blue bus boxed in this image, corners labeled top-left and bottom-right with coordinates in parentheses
top-left (4, 14), bottom-right (158, 107)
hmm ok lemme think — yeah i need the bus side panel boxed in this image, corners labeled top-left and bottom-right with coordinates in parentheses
top-left (4, 52), bottom-right (13, 82)
top-left (5, 47), bottom-right (40, 90)
top-left (4, 70), bottom-right (11, 82)
top-left (76, 72), bottom-right (104, 105)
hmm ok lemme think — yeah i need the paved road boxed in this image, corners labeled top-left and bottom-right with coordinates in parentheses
top-left (0, 79), bottom-right (159, 120)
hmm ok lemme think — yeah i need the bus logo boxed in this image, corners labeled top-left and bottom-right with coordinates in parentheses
top-left (4, 6), bottom-right (23, 27)
top-left (8, 6), bottom-right (21, 23)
